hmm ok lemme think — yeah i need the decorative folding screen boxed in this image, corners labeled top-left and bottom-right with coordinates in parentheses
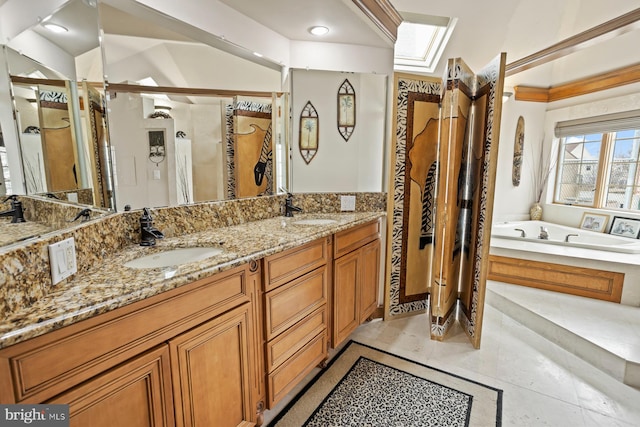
top-left (224, 99), bottom-right (273, 199)
top-left (386, 54), bottom-right (506, 348)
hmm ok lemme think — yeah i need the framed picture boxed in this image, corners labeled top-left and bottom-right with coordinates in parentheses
top-left (147, 129), bottom-right (166, 164)
top-left (299, 101), bottom-right (319, 164)
top-left (609, 216), bottom-right (640, 238)
top-left (337, 79), bottom-right (356, 142)
top-left (579, 212), bottom-right (609, 233)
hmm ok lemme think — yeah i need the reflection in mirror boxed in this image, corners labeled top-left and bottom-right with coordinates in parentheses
top-left (0, 123), bottom-right (8, 196)
top-left (1, 0), bottom-right (111, 209)
top-left (100, 0), bottom-right (288, 210)
top-left (106, 88), bottom-right (288, 211)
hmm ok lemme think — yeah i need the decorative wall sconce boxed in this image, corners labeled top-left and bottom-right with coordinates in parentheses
top-left (299, 101), bottom-right (319, 164)
top-left (337, 79), bottom-right (355, 141)
top-left (148, 129), bottom-right (166, 164)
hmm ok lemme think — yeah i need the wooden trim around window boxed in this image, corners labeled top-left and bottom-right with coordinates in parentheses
top-left (594, 133), bottom-right (615, 208)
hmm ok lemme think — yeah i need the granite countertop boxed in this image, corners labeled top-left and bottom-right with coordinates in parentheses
top-left (0, 219), bottom-right (52, 246)
top-left (0, 212), bottom-right (384, 349)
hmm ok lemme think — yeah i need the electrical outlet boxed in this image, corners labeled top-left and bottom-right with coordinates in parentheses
top-left (48, 237), bottom-right (77, 285)
top-left (340, 195), bottom-right (356, 211)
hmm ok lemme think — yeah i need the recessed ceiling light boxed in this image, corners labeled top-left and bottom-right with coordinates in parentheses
top-left (43, 23), bottom-right (68, 33)
top-left (309, 26), bottom-right (329, 36)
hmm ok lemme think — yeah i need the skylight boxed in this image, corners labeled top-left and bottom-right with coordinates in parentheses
top-left (136, 77), bottom-right (171, 102)
top-left (394, 13), bottom-right (456, 74)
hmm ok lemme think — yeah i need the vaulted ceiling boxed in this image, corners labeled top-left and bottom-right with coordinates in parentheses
top-left (218, 0), bottom-right (640, 91)
top-left (6, 0), bottom-right (640, 102)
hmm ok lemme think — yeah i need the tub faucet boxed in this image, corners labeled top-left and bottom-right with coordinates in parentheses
top-left (514, 228), bottom-right (526, 238)
top-left (565, 233), bottom-right (579, 242)
top-left (284, 194), bottom-right (302, 217)
top-left (139, 207), bottom-right (164, 246)
top-left (0, 195), bottom-right (26, 223)
top-left (538, 226), bottom-right (549, 240)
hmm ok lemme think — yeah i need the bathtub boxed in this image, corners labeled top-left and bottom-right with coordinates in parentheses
top-left (491, 220), bottom-right (640, 254)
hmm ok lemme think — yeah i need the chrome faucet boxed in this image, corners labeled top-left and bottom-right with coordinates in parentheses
top-left (284, 194), bottom-right (302, 217)
top-left (514, 228), bottom-right (526, 238)
top-left (538, 226), bottom-right (549, 240)
top-left (565, 233), bottom-right (579, 242)
top-left (0, 195), bottom-right (26, 223)
top-left (139, 207), bottom-right (164, 246)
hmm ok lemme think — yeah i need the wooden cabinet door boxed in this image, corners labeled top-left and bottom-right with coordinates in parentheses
top-left (49, 345), bottom-right (174, 427)
top-left (359, 239), bottom-right (381, 323)
top-left (170, 303), bottom-right (254, 427)
top-left (333, 250), bottom-right (360, 347)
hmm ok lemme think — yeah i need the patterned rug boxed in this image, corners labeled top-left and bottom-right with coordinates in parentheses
top-left (269, 341), bottom-right (502, 426)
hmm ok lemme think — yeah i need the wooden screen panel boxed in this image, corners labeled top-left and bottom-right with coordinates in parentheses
top-left (234, 109), bottom-right (272, 198)
top-left (399, 92), bottom-right (441, 303)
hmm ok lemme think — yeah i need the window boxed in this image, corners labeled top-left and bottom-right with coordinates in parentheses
top-left (555, 114), bottom-right (640, 211)
top-left (394, 13), bottom-right (456, 74)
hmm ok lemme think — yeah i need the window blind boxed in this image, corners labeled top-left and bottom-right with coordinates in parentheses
top-left (554, 109), bottom-right (640, 137)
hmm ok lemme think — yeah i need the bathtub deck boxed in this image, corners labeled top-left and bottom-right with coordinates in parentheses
top-left (487, 280), bottom-right (640, 388)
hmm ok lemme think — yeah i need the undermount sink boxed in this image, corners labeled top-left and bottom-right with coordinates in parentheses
top-left (292, 219), bottom-right (338, 226)
top-left (124, 247), bottom-right (223, 269)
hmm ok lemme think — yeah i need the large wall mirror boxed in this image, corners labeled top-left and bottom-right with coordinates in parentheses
top-left (99, 0), bottom-right (288, 211)
top-left (0, 0), bottom-right (291, 246)
top-left (0, 0), bottom-right (108, 208)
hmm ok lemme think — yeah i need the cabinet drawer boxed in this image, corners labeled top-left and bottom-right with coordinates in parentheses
top-left (264, 267), bottom-right (327, 341)
top-left (267, 331), bottom-right (326, 409)
top-left (0, 264), bottom-right (250, 403)
top-left (263, 238), bottom-right (329, 292)
top-left (266, 306), bottom-right (326, 373)
top-left (334, 219), bottom-right (380, 258)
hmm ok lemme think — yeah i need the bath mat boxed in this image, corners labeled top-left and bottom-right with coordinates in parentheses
top-left (269, 341), bottom-right (502, 426)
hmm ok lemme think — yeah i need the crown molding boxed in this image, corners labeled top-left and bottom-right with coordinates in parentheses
top-left (506, 8), bottom-right (640, 76)
top-left (515, 62), bottom-right (640, 102)
top-left (351, 0), bottom-right (403, 43)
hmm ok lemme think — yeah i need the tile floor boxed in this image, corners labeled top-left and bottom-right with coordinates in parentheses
top-left (264, 281), bottom-right (640, 426)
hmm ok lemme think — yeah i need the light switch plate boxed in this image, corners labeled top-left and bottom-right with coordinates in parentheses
top-left (340, 195), bottom-right (356, 211)
top-left (49, 237), bottom-right (77, 285)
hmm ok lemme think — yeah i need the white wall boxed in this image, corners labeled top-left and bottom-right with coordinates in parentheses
top-left (108, 94), bottom-right (176, 210)
top-left (290, 70), bottom-right (386, 193)
top-left (493, 98), bottom-right (547, 222)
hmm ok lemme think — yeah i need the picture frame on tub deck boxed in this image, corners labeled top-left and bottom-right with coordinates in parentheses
top-left (609, 216), bottom-right (640, 238)
top-left (579, 212), bottom-right (609, 233)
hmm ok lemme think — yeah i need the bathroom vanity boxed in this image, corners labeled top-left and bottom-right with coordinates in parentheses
top-left (0, 205), bottom-right (384, 426)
